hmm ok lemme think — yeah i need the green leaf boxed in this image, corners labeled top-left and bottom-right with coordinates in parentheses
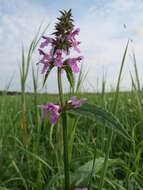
top-left (43, 65), bottom-right (54, 87)
top-left (69, 103), bottom-right (131, 141)
top-left (64, 65), bottom-right (75, 88)
top-left (71, 157), bottom-right (125, 186)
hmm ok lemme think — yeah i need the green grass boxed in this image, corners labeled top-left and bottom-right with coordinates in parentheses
top-left (0, 90), bottom-right (143, 189)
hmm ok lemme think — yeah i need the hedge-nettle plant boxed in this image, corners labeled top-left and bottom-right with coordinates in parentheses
top-left (37, 9), bottom-right (130, 190)
top-left (37, 9), bottom-right (86, 190)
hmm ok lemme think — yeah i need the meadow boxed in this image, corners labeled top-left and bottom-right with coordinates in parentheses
top-left (0, 79), bottom-right (143, 190)
top-left (1, 10), bottom-right (143, 190)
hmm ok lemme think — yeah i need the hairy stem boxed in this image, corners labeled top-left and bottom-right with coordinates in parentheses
top-left (57, 68), bottom-right (70, 190)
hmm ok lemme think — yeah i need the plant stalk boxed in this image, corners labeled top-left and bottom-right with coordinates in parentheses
top-left (57, 68), bottom-right (70, 190)
top-left (21, 88), bottom-right (27, 145)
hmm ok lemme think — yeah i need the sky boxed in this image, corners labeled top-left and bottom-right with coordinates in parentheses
top-left (1, 0), bottom-right (143, 92)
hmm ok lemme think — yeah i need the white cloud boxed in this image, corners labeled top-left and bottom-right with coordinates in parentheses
top-left (79, 0), bottom-right (143, 91)
top-left (0, 0), bottom-right (55, 91)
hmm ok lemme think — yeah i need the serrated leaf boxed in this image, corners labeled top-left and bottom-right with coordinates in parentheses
top-left (69, 103), bottom-right (131, 141)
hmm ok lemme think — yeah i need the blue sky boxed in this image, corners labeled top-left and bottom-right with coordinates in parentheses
top-left (1, 0), bottom-right (143, 92)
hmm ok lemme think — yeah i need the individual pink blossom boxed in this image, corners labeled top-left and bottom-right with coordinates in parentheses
top-left (54, 49), bottom-right (63, 67)
top-left (38, 49), bottom-right (51, 73)
top-left (68, 56), bottom-right (84, 73)
top-left (40, 36), bottom-right (53, 48)
top-left (68, 96), bottom-right (87, 108)
top-left (38, 102), bottom-right (60, 124)
top-left (67, 28), bottom-right (81, 53)
top-left (72, 40), bottom-right (80, 53)
top-left (68, 28), bottom-right (80, 41)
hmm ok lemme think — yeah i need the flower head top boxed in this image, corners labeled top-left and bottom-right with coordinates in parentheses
top-left (38, 9), bottom-right (83, 81)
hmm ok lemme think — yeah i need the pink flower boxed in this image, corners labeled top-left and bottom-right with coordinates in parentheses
top-left (49, 45), bottom-right (55, 57)
top-left (38, 49), bottom-right (51, 73)
top-left (68, 96), bottom-right (87, 108)
top-left (68, 28), bottom-right (80, 40)
top-left (54, 49), bottom-right (63, 68)
top-left (67, 28), bottom-right (81, 53)
top-left (68, 56), bottom-right (84, 73)
top-left (40, 36), bottom-right (53, 48)
top-left (72, 40), bottom-right (80, 53)
top-left (38, 103), bottom-right (60, 124)
top-left (74, 188), bottom-right (87, 190)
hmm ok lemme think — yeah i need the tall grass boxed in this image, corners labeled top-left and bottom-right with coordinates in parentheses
top-left (98, 40), bottom-right (129, 190)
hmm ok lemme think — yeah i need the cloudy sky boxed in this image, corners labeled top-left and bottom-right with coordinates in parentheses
top-left (1, 0), bottom-right (143, 92)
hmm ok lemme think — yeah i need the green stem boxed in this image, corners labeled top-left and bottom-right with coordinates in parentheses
top-left (57, 68), bottom-right (70, 190)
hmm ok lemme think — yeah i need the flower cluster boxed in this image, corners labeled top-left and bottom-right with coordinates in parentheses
top-left (39, 96), bottom-right (86, 124)
top-left (38, 10), bottom-right (83, 75)
top-left (38, 10), bottom-right (87, 124)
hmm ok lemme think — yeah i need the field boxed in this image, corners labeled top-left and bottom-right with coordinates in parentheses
top-left (0, 89), bottom-right (143, 190)
top-left (1, 13), bottom-right (143, 190)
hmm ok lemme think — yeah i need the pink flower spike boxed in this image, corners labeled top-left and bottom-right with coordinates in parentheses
top-left (68, 96), bottom-right (87, 108)
top-left (38, 102), bottom-right (60, 124)
top-left (40, 36), bottom-right (52, 48)
top-left (74, 187), bottom-right (87, 190)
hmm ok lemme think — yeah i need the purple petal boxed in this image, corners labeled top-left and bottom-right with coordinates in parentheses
top-left (38, 102), bottom-right (60, 125)
top-left (49, 111), bottom-right (59, 124)
top-left (54, 59), bottom-right (63, 67)
top-left (68, 58), bottom-right (79, 73)
top-left (40, 37), bottom-right (52, 48)
top-left (68, 96), bottom-right (87, 108)
top-left (49, 45), bottom-right (55, 57)
top-left (72, 28), bottom-right (80, 38)
top-left (54, 49), bottom-right (63, 68)
top-left (41, 62), bottom-right (50, 74)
